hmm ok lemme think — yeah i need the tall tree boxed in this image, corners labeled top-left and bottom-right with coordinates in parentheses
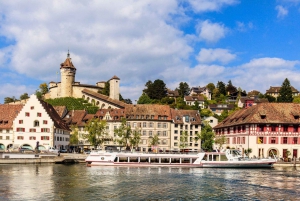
top-left (177, 82), bottom-right (190, 98)
top-left (70, 125), bottom-right (79, 146)
top-left (277, 78), bottom-right (293, 102)
top-left (206, 83), bottom-right (215, 93)
top-left (216, 81), bottom-right (226, 96)
top-left (102, 82), bottom-right (110, 96)
top-left (143, 79), bottom-right (167, 100)
top-left (226, 80), bottom-right (237, 95)
top-left (214, 135), bottom-right (226, 150)
top-left (130, 128), bottom-right (141, 150)
top-left (149, 134), bottom-right (160, 152)
top-left (39, 83), bottom-right (49, 95)
top-left (199, 122), bottom-right (215, 151)
top-left (114, 118), bottom-right (132, 150)
top-left (4, 97), bottom-right (15, 104)
top-left (84, 118), bottom-right (108, 149)
top-left (20, 93), bottom-right (29, 100)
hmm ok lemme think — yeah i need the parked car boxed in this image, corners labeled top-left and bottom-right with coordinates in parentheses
top-left (60, 149), bottom-right (68, 153)
top-left (84, 150), bottom-right (91, 154)
top-left (48, 147), bottom-right (60, 154)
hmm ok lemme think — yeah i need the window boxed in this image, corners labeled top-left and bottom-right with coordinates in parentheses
top-left (293, 126), bottom-right (298, 132)
top-left (283, 125), bottom-right (288, 132)
top-left (195, 125), bottom-right (198, 129)
top-left (37, 112), bottom-right (42, 117)
top-left (41, 128), bottom-right (50, 132)
top-left (157, 123), bottom-right (162, 128)
top-left (175, 124), bottom-right (178, 128)
top-left (270, 137), bottom-right (276, 144)
top-left (30, 136), bottom-right (36, 140)
top-left (0, 136), bottom-right (2, 140)
top-left (6, 136), bottom-right (9, 140)
top-left (17, 128), bottom-right (25, 132)
top-left (185, 125), bottom-right (188, 130)
top-left (149, 131), bottom-right (153, 136)
top-left (174, 130), bottom-right (178, 134)
top-left (174, 142), bottom-right (178, 146)
top-left (33, 120), bottom-right (40, 127)
top-left (157, 131), bottom-right (161, 136)
top-left (163, 131), bottom-right (167, 136)
top-left (257, 137), bottom-right (264, 144)
top-left (271, 125), bottom-right (276, 131)
top-left (25, 112), bottom-right (30, 117)
top-left (17, 136), bottom-right (24, 140)
top-left (19, 120), bottom-right (23, 124)
top-left (30, 129), bottom-right (36, 132)
top-left (174, 136), bottom-right (178, 140)
top-left (190, 131), bottom-right (193, 136)
top-left (133, 122), bottom-right (137, 128)
top-left (151, 115), bottom-right (154, 119)
top-left (143, 122), bottom-right (147, 127)
top-left (293, 137), bottom-right (298, 144)
top-left (31, 106), bottom-right (34, 110)
top-left (282, 137), bottom-right (288, 144)
top-left (163, 123), bottom-right (167, 128)
top-left (41, 136), bottom-right (50, 140)
top-left (142, 131), bottom-right (147, 136)
top-left (149, 122), bottom-right (153, 128)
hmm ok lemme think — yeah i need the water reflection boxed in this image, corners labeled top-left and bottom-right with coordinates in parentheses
top-left (0, 164), bottom-right (299, 200)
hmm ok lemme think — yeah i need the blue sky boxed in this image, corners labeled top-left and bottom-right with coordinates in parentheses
top-left (1, 0), bottom-right (300, 103)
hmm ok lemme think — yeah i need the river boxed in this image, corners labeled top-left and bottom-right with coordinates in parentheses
top-left (0, 164), bottom-right (299, 200)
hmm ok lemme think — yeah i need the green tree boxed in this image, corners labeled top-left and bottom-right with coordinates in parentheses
top-left (212, 88), bottom-right (220, 100)
top-left (70, 125), bottom-right (79, 146)
top-left (137, 93), bottom-right (152, 104)
top-left (217, 81), bottom-right (226, 96)
top-left (277, 78), bottom-right (293, 102)
top-left (244, 148), bottom-right (252, 157)
top-left (161, 97), bottom-right (175, 105)
top-left (84, 118), bottom-right (108, 149)
top-left (264, 94), bottom-right (276, 102)
top-left (143, 79), bottom-right (167, 100)
top-left (102, 82), bottom-right (110, 96)
top-left (206, 83), bottom-right (215, 93)
top-left (214, 135), bottom-right (226, 150)
top-left (114, 118), bottom-right (132, 150)
top-left (20, 93), bottom-right (29, 100)
top-left (200, 108), bottom-right (213, 118)
top-left (4, 97), bottom-right (15, 104)
top-left (226, 80), bottom-right (237, 95)
top-left (39, 83), bottom-right (48, 95)
top-left (130, 128), bottom-right (141, 150)
top-left (200, 122), bottom-right (215, 151)
top-left (219, 110), bottom-right (229, 122)
top-left (293, 95), bottom-right (300, 103)
top-left (149, 134), bottom-right (160, 152)
top-left (179, 130), bottom-right (188, 152)
top-left (177, 82), bottom-right (190, 98)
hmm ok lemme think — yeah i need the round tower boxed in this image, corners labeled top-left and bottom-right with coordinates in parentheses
top-left (60, 51), bottom-right (76, 97)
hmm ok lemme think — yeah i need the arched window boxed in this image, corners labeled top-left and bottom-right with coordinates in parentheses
top-left (34, 120), bottom-right (39, 127)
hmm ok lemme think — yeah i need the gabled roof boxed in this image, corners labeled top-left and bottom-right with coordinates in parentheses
top-left (190, 86), bottom-right (210, 93)
top-left (110, 75), bottom-right (120, 80)
top-left (38, 99), bottom-right (70, 131)
top-left (215, 103), bottom-right (300, 129)
top-left (53, 106), bottom-right (67, 118)
top-left (0, 105), bottom-right (23, 129)
top-left (63, 110), bottom-right (87, 127)
top-left (82, 89), bottom-right (127, 108)
top-left (167, 89), bottom-right (179, 97)
top-left (170, 109), bottom-right (201, 125)
top-left (125, 104), bottom-right (172, 120)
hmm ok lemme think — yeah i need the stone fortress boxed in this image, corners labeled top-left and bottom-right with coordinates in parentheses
top-left (45, 52), bottom-right (126, 109)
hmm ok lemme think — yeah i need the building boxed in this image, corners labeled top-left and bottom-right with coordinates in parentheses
top-left (184, 96), bottom-right (205, 109)
top-left (214, 103), bottom-right (300, 159)
top-left (189, 86), bottom-right (211, 100)
top-left (266, 86), bottom-right (299, 98)
top-left (65, 105), bottom-right (202, 152)
top-left (202, 116), bottom-right (218, 128)
top-left (45, 52), bottom-right (121, 103)
top-left (237, 97), bottom-right (269, 108)
top-left (9, 94), bottom-right (70, 151)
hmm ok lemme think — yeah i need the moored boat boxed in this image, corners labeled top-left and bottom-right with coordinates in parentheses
top-left (85, 149), bottom-right (277, 168)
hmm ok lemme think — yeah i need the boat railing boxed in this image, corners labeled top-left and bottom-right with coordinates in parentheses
top-left (101, 150), bottom-right (201, 155)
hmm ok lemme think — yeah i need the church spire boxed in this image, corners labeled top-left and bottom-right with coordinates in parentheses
top-left (67, 49), bottom-right (70, 58)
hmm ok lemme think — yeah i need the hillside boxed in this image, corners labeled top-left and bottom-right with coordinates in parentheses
top-left (45, 97), bottom-right (98, 114)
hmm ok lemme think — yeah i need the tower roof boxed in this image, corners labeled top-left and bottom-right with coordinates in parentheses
top-left (60, 51), bottom-right (76, 70)
top-left (110, 75), bottom-right (120, 80)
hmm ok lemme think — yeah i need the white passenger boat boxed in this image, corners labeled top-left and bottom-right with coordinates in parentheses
top-left (85, 149), bottom-right (277, 168)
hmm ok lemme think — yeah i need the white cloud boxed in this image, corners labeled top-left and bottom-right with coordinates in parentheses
top-left (196, 20), bottom-right (228, 43)
top-left (197, 48), bottom-right (236, 64)
top-left (188, 0), bottom-right (239, 13)
top-left (236, 21), bottom-right (254, 32)
top-left (241, 57), bottom-right (298, 69)
top-left (275, 5), bottom-right (288, 18)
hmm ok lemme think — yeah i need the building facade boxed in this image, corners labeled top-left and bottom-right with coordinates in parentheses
top-left (214, 103), bottom-right (300, 159)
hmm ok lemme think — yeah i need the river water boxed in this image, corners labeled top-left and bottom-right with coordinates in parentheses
top-left (0, 164), bottom-right (299, 200)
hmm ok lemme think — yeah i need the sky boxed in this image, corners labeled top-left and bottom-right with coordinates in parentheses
top-left (1, 0), bottom-right (300, 104)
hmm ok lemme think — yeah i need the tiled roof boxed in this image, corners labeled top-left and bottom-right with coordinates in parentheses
top-left (60, 55), bottom-right (76, 70)
top-left (184, 96), bottom-right (205, 101)
top-left (63, 110), bottom-right (87, 127)
top-left (39, 99), bottom-right (70, 131)
top-left (190, 86), bottom-right (209, 93)
top-left (110, 75), bottom-right (120, 80)
top-left (53, 106), bottom-right (67, 118)
top-left (170, 109), bottom-right (201, 125)
top-left (125, 105), bottom-right (172, 120)
top-left (266, 86), bottom-right (299, 93)
top-left (82, 89), bottom-right (127, 108)
top-left (0, 105), bottom-right (23, 129)
top-left (215, 103), bottom-right (300, 129)
top-left (167, 89), bottom-right (179, 97)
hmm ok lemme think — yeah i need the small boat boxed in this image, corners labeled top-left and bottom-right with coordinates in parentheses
top-left (85, 149), bottom-right (277, 168)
